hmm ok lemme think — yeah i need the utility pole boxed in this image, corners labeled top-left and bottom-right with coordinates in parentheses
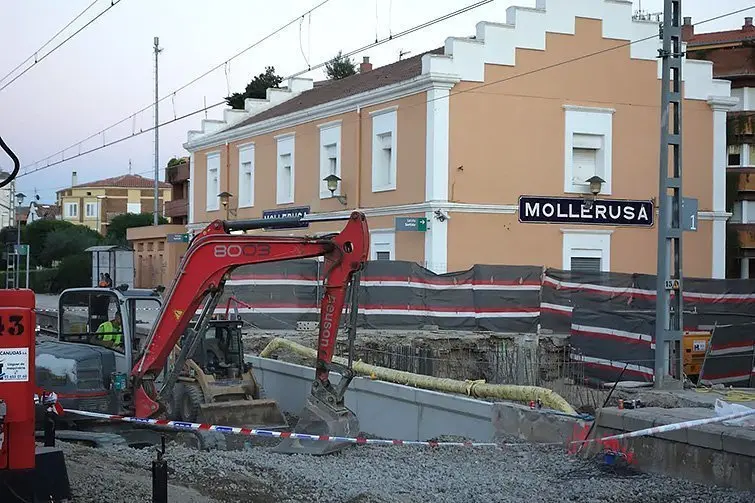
top-left (153, 36), bottom-right (162, 226)
top-left (654, 0), bottom-right (684, 389)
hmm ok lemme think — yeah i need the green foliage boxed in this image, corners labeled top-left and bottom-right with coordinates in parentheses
top-left (21, 219), bottom-right (79, 267)
top-left (39, 226), bottom-right (102, 267)
top-left (0, 268), bottom-right (57, 293)
top-left (167, 157), bottom-right (187, 167)
top-left (51, 254), bottom-right (92, 293)
top-left (325, 51), bottom-right (357, 80)
top-left (225, 66), bottom-right (284, 110)
top-left (106, 212), bottom-right (167, 246)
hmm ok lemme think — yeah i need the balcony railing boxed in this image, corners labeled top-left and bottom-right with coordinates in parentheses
top-left (166, 162), bottom-right (190, 184)
top-left (165, 199), bottom-right (188, 218)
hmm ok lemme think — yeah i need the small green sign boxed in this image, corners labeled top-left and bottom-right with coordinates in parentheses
top-left (167, 233), bottom-right (190, 243)
top-left (395, 217), bottom-right (428, 232)
top-left (14, 244), bottom-right (28, 256)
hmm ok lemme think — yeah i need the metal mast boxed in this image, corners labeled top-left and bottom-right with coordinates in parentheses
top-left (654, 0), bottom-right (684, 389)
top-left (153, 36), bottom-right (162, 226)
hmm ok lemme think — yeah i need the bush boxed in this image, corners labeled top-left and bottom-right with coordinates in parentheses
top-left (0, 268), bottom-right (58, 293)
top-left (50, 253), bottom-right (92, 293)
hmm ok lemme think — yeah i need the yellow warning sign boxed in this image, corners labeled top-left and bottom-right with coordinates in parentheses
top-left (173, 309), bottom-right (184, 320)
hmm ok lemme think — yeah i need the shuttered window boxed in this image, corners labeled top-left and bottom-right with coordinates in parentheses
top-left (570, 257), bottom-right (601, 272)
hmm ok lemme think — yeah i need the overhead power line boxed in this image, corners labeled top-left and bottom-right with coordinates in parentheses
top-left (21, 0), bottom-right (335, 174)
top-left (0, 0), bottom-right (125, 92)
top-left (17, 2), bottom-right (752, 179)
top-left (0, 0), bottom-right (99, 87)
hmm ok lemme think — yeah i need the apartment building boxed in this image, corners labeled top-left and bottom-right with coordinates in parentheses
top-left (164, 158), bottom-right (190, 225)
top-left (683, 16), bottom-right (755, 278)
top-left (56, 172), bottom-right (171, 233)
top-left (183, 0), bottom-right (733, 277)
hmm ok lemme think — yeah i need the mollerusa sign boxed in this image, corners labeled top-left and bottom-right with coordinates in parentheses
top-left (518, 196), bottom-right (654, 227)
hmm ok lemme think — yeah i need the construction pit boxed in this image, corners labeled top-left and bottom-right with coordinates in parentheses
top-left (33, 321), bottom-right (754, 503)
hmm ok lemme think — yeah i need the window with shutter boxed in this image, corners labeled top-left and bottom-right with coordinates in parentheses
top-left (570, 257), bottom-right (601, 272)
top-left (728, 145), bottom-right (742, 167)
top-left (572, 147), bottom-right (597, 185)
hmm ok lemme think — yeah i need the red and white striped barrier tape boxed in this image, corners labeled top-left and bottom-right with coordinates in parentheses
top-left (57, 406), bottom-right (755, 449)
top-left (62, 408), bottom-right (501, 448)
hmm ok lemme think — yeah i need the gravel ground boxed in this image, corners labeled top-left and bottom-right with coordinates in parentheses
top-left (57, 436), bottom-right (754, 503)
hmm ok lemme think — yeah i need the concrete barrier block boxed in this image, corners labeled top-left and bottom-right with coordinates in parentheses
top-left (595, 407), bottom-right (625, 431)
top-left (687, 424), bottom-right (726, 451)
top-left (492, 403), bottom-right (585, 444)
top-left (651, 415), bottom-right (689, 443)
top-left (722, 428), bottom-right (755, 457)
top-left (621, 410), bottom-right (656, 433)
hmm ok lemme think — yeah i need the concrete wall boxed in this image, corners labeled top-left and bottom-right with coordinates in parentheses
top-left (249, 356), bottom-right (583, 443)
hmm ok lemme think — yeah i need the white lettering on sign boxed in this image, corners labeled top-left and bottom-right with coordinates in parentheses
top-left (520, 197), bottom-right (652, 226)
top-left (0, 347), bottom-right (29, 382)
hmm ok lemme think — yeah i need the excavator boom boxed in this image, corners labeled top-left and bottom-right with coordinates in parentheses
top-left (131, 212), bottom-right (369, 423)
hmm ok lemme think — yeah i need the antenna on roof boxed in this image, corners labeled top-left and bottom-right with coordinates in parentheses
top-left (399, 49), bottom-right (411, 60)
top-left (128, 158), bottom-right (132, 174)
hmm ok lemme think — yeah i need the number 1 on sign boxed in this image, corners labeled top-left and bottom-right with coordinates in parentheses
top-left (689, 213), bottom-right (697, 231)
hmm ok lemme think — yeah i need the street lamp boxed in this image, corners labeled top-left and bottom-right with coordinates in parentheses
top-left (218, 191), bottom-right (236, 219)
top-left (582, 176), bottom-right (604, 210)
top-left (322, 174), bottom-right (347, 205)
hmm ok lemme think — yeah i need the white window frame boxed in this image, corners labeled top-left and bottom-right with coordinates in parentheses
top-left (370, 229), bottom-right (396, 261)
top-left (276, 134), bottom-right (295, 205)
top-left (319, 121), bottom-right (342, 199)
top-left (238, 143), bottom-right (255, 208)
top-left (206, 151), bottom-right (221, 212)
top-left (64, 202), bottom-right (78, 218)
top-left (728, 144), bottom-right (743, 167)
top-left (561, 229), bottom-right (611, 272)
top-left (563, 105), bottom-right (614, 195)
top-left (371, 107), bottom-right (398, 192)
top-left (85, 202), bottom-right (97, 218)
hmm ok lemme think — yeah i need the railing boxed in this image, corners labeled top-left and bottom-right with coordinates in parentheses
top-left (165, 163), bottom-right (189, 184)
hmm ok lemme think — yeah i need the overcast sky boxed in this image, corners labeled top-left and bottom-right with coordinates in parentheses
top-left (2, 0), bottom-right (753, 204)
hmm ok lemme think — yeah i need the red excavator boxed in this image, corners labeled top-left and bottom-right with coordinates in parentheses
top-left (36, 211), bottom-right (369, 455)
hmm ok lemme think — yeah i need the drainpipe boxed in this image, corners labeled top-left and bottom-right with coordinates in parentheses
top-left (225, 141), bottom-right (230, 197)
top-left (355, 106), bottom-right (362, 210)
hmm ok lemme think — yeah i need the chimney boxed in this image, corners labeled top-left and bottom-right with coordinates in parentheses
top-left (744, 17), bottom-right (754, 30)
top-left (681, 16), bottom-right (694, 40)
top-left (71, 171), bottom-right (77, 187)
top-left (360, 56), bottom-right (372, 73)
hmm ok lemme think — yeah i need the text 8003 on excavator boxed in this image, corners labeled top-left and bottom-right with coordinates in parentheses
top-left (35, 211), bottom-right (369, 456)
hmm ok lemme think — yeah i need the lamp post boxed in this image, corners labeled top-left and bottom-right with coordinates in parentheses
top-left (218, 191), bottom-right (235, 220)
top-left (15, 191), bottom-right (25, 287)
top-left (581, 176), bottom-right (604, 210)
top-left (322, 174), bottom-right (347, 205)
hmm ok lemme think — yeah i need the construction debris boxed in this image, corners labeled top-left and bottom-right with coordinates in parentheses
top-left (58, 435), bottom-right (753, 503)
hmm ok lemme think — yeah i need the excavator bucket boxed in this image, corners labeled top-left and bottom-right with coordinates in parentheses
top-left (273, 394), bottom-right (360, 456)
top-left (196, 398), bottom-right (289, 430)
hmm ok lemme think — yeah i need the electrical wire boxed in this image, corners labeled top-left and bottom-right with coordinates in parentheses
top-left (18, 0), bottom-right (495, 177)
top-left (17, 2), bottom-right (754, 179)
top-left (0, 0), bottom-right (125, 93)
top-left (19, 0), bottom-right (334, 175)
top-left (0, 0), bottom-right (99, 87)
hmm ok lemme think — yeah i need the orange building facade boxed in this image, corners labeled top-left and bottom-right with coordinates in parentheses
top-left (183, 0), bottom-right (735, 277)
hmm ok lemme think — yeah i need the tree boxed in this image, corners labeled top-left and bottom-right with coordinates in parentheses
top-left (21, 219), bottom-right (79, 267)
top-left (225, 66), bottom-right (284, 110)
top-left (167, 157), bottom-right (187, 167)
top-left (39, 226), bottom-right (103, 267)
top-left (325, 51), bottom-right (357, 80)
top-left (106, 212), bottom-right (168, 246)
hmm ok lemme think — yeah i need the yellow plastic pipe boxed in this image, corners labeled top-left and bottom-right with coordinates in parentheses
top-left (258, 337), bottom-right (577, 416)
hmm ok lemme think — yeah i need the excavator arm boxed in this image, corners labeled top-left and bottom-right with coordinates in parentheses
top-left (131, 211), bottom-right (369, 418)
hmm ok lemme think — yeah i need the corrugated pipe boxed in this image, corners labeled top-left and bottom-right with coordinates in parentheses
top-left (258, 337), bottom-right (577, 416)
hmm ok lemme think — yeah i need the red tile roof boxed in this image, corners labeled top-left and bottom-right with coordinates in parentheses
top-left (69, 174), bottom-right (170, 190)
top-left (227, 47), bottom-right (445, 131)
top-left (685, 29), bottom-right (755, 47)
